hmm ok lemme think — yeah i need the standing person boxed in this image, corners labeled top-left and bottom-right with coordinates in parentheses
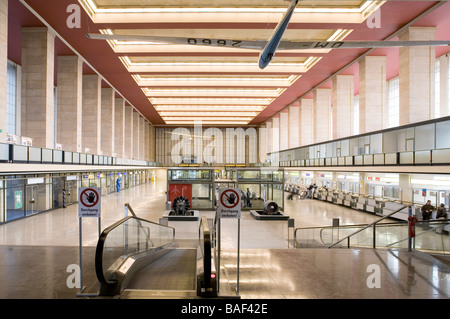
top-left (116, 178), bottom-right (121, 193)
top-left (421, 200), bottom-right (434, 220)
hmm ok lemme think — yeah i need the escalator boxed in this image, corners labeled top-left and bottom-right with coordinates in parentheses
top-left (95, 213), bottom-right (217, 299)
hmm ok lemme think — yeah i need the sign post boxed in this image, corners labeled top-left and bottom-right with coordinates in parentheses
top-left (217, 188), bottom-right (241, 295)
top-left (77, 187), bottom-right (101, 297)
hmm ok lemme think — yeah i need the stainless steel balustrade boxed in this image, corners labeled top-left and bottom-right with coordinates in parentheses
top-left (295, 209), bottom-right (450, 254)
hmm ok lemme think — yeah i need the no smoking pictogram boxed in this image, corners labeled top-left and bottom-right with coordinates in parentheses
top-left (220, 189), bottom-right (240, 208)
top-left (218, 188), bottom-right (241, 218)
top-left (80, 188), bottom-right (99, 207)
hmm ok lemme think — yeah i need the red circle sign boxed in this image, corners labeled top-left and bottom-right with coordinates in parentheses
top-left (220, 189), bottom-right (240, 209)
top-left (80, 188), bottom-right (99, 208)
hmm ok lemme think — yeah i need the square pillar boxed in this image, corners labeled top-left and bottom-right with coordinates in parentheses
top-left (21, 27), bottom-right (55, 149)
top-left (101, 87), bottom-right (115, 157)
top-left (133, 112), bottom-right (140, 160)
top-left (265, 120), bottom-right (273, 155)
top-left (313, 88), bottom-right (331, 144)
top-left (56, 55), bottom-right (82, 152)
top-left (124, 105), bottom-right (133, 159)
top-left (114, 97), bottom-right (125, 158)
top-left (399, 27), bottom-right (436, 125)
top-left (332, 75), bottom-right (354, 139)
top-left (300, 99), bottom-right (313, 146)
top-left (82, 74), bottom-right (101, 154)
top-left (0, 0), bottom-right (7, 143)
top-left (288, 104), bottom-right (299, 149)
top-left (258, 124), bottom-right (267, 164)
top-left (139, 116), bottom-right (145, 161)
top-left (359, 56), bottom-right (387, 134)
top-left (149, 123), bottom-right (155, 162)
top-left (438, 55), bottom-right (449, 117)
top-left (279, 111), bottom-right (289, 151)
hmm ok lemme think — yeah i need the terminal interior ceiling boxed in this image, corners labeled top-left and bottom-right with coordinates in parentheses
top-left (1, 0), bottom-right (450, 302)
top-left (12, 0), bottom-right (450, 126)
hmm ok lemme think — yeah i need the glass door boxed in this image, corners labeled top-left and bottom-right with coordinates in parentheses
top-left (25, 185), bottom-right (38, 216)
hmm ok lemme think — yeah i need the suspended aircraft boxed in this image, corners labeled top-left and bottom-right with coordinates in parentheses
top-left (86, 0), bottom-right (450, 69)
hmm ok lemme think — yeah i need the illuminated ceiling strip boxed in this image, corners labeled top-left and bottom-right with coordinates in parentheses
top-left (165, 121), bottom-right (250, 125)
top-left (159, 111), bottom-right (259, 117)
top-left (132, 74), bottom-right (300, 87)
top-left (162, 117), bottom-right (253, 121)
top-left (143, 88), bottom-right (285, 97)
top-left (154, 105), bottom-right (265, 111)
top-left (120, 56), bottom-right (307, 68)
top-left (149, 97), bottom-right (274, 105)
top-left (82, 0), bottom-right (381, 14)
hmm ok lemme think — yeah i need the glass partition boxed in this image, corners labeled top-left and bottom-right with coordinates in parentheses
top-left (99, 217), bottom-right (175, 284)
top-left (269, 116), bottom-right (450, 168)
top-left (167, 168), bottom-right (215, 210)
top-left (232, 168), bottom-right (285, 211)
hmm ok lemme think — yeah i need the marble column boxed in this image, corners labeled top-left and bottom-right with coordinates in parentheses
top-left (149, 123), bottom-right (155, 162)
top-left (313, 88), bottom-right (331, 144)
top-left (271, 115), bottom-right (280, 164)
top-left (279, 111), bottom-right (289, 151)
top-left (437, 55), bottom-right (449, 117)
top-left (124, 105), bottom-right (133, 159)
top-left (0, 0), bottom-right (7, 143)
top-left (332, 75), bottom-right (354, 139)
top-left (56, 55), bottom-right (82, 152)
top-left (399, 27), bottom-right (436, 125)
top-left (139, 116), bottom-right (145, 160)
top-left (21, 27), bottom-right (55, 149)
top-left (81, 74), bottom-right (101, 154)
top-left (300, 99), bottom-right (313, 146)
top-left (359, 56), bottom-right (387, 134)
top-left (114, 97), bottom-right (125, 158)
top-left (288, 104), bottom-right (299, 149)
top-left (101, 87), bottom-right (115, 156)
top-left (258, 124), bottom-right (267, 164)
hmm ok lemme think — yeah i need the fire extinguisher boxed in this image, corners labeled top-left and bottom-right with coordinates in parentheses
top-left (408, 215), bottom-right (418, 237)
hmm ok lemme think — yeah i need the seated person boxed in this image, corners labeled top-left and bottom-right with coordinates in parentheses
top-left (421, 200), bottom-right (434, 221)
top-left (436, 203), bottom-right (447, 219)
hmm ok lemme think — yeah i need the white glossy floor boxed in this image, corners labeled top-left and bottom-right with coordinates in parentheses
top-left (0, 170), bottom-right (449, 299)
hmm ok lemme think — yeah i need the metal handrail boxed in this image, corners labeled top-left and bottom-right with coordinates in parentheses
top-left (198, 216), bottom-right (217, 297)
top-left (327, 205), bottom-right (408, 249)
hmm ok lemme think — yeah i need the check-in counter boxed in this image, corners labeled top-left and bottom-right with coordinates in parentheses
top-left (375, 199), bottom-right (386, 215)
top-left (335, 192), bottom-right (345, 205)
top-left (321, 190), bottom-right (328, 201)
top-left (343, 194), bottom-right (353, 207)
top-left (366, 198), bottom-right (377, 214)
top-left (351, 195), bottom-right (360, 208)
top-left (356, 197), bottom-right (367, 211)
top-left (327, 191), bottom-right (335, 203)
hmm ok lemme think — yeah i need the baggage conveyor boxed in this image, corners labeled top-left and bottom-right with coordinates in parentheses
top-left (95, 210), bottom-right (217, 299)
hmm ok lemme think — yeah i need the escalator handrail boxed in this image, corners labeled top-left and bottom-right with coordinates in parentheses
top-left (95, 215), bottom-right (175, 286)
top-left (199, 216), bottom-right (213, 286)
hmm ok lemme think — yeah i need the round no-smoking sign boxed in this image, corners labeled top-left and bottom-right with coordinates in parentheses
top-left (78, 187), bottom-right (101, 218)
top-left (218, 188), bottom-right (241, 218)
top-left (80, 188), bottom-right (99, 207)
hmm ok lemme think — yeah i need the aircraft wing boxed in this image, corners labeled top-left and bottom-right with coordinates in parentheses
top-left (86, 33), bottom-right (265, 50)
top-left (86, 33), bottom-right (450, 51)
top-left (276, 40), bottom-right (450, 50)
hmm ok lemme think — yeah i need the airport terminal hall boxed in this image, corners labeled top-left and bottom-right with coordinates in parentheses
top-left (1, 0), bottom-right (450, 307)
